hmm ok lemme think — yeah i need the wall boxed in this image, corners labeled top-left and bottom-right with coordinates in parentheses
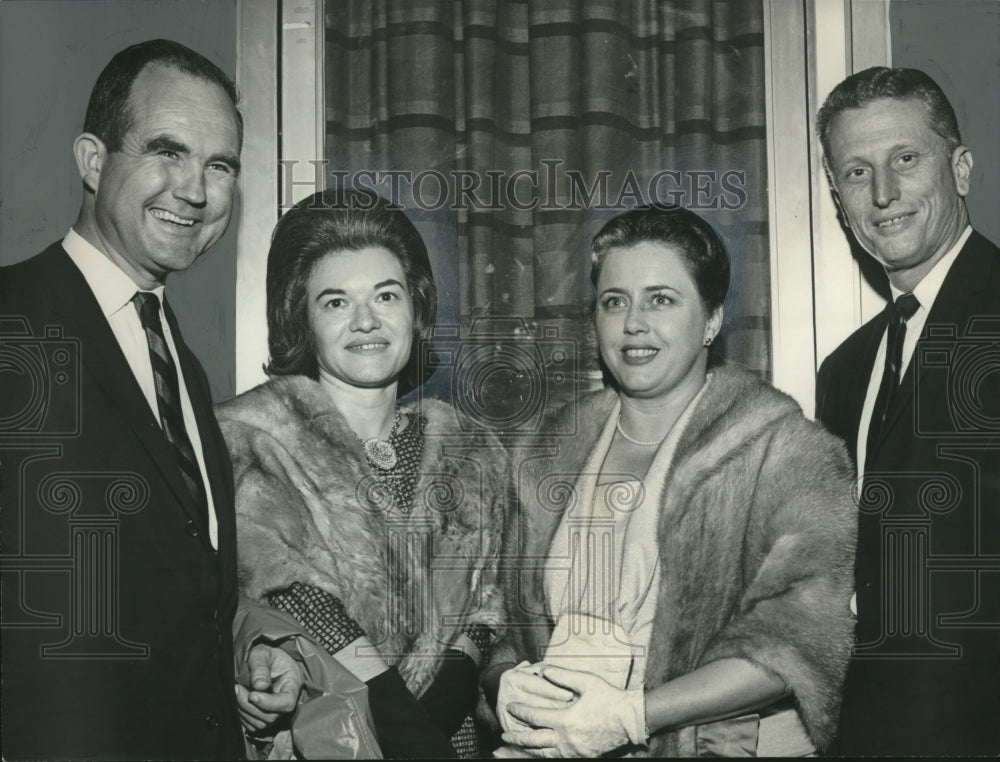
top-left (890, 0), bottom-right (1000, 245)
top-left (0, 0), bottom-right (238, 401)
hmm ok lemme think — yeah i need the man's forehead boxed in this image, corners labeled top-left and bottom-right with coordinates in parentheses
top-left (832, 97), bottom-right (932, 135)
top-left (828, 97), bottom-right (938, 158)
top-left (125, 63), bottom-right (240, 143)
top-left (128, 64), bottom-right (234, 115)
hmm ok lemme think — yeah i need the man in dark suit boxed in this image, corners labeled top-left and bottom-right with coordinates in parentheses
top-left (815, 67), bottom-right (1000, 756)
top-left (0, 40), bottom-right (300, 759)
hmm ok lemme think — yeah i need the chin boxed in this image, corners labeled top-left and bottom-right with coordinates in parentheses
top-left (614, 376), bottom-right (667, 398)
top-left (354, 369), bottom-right (406, 389)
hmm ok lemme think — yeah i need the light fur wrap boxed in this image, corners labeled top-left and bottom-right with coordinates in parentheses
top-left (492, 366), bottom-right (857, 756)
top-left (216, 375), bottom-right (509, 696)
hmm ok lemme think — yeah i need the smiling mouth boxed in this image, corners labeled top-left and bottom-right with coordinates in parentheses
top-left (347, 342), bottom-right (389, 352)
top-left (150, 209), bottom-right (197, 227)
top-left (622, 347), bottom-right (659, 364)
top-left (875, 212), bottom-right (915, 230)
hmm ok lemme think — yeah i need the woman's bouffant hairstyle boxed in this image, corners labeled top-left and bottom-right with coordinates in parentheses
top-left (590, 205), bottom-right (730, 314)
top-left (265, 188), bottom-right (437, 395)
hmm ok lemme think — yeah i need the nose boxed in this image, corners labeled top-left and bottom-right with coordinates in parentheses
top-left (623, 303), bottom-right (648, 335)
top-left (173, 162), bottom-right (207, 207)
top-left (350, 301), bottom-right (381, 332)
top-left (871, 166), bottom-right (900, 209)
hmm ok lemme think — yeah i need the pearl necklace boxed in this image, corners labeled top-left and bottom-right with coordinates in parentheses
top-left (615, 414), bottom-right (665, 446)
top-left (360, 407), bottom-right (401, 470)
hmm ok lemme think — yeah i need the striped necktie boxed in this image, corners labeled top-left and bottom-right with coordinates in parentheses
top-left (132, 291), bottom-right (208, 522)
top-left (866, 292), bottom-right (921, 462)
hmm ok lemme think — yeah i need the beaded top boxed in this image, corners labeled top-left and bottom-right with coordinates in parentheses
top-left (362, 411), bottom-right (425, 512)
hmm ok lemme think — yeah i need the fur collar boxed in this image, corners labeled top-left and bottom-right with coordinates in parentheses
top-left (504, 365), bottom-right (856, 753)
top-left (217, 375), bottom-right (509, 693)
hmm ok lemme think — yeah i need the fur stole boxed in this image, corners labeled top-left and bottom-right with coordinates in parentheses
top-left (216, 375), bottom-right (509, 695)
top-left (499, 365), bottom-right (857, 755)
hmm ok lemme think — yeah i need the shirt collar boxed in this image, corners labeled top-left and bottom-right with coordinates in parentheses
top-left (889, 225), bottom-right (972, 309)
top-left (63, 228), bottom-right (165, 317)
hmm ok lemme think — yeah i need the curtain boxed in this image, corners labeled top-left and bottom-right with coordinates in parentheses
top-left (324, 0), bottom-right (769, 419)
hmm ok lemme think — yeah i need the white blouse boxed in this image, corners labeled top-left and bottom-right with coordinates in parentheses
top-left (543, 377), bottom-right (710, 690)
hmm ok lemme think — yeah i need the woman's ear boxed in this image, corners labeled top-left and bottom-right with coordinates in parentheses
top-left (705, 305), bottom-right (724, 345)
top-left (73, 133), bottom-right (106, 194)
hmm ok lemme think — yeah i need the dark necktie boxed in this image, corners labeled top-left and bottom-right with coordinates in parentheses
top-left (133, 291), bottom-right (209, 522)
top-left (866, 292), bottom-right (921, 461)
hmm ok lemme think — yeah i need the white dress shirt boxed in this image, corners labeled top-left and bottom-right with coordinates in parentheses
top-left (63, 229), bottom-right (218, 548)
top-left (855, 225), bottom-right (972, 481)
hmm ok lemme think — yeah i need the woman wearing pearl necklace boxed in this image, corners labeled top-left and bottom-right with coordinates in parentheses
top-left (487, 206), bottom-right (858, 758)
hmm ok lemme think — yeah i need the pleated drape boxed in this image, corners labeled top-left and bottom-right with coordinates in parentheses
top-left (324, 0), bottom-right (769, 416)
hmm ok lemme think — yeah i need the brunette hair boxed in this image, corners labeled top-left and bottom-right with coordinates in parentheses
top-left (591, 205), bottom-right (730, 314)
top-left (265, 188), bottom-right (437, 394)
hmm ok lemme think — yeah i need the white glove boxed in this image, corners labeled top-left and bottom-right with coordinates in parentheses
top-left (543, 612), bottom-right (633, 689)
top-left (502, 664), bottom-right (647, 758)
top-left (496, 660), bottom-right (574, 733)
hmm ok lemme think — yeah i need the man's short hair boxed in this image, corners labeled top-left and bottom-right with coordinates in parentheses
top-left (83, 38), bottom-right (242, 151)
top-left (817, 66), bottom-right (962, 162)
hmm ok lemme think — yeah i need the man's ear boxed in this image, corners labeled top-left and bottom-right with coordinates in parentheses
top-left (952, 145), bottom-right (973, 198)
top-left (73, 133), bottom-right (106, 194)
top-left (823, 158), bottom-right (850, 229)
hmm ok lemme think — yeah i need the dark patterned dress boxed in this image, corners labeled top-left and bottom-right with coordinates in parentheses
top-left (267, 412), bottom-right (487, 758)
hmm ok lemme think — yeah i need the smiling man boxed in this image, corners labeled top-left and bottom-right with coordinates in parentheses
top-left (815, 67), bottom-right (1000, 756)
top-left (0, 40), bottom-right (300, 759)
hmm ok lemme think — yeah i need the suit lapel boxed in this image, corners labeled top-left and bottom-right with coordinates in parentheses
top-left (48, 248), bottom-right (213, 540)
top-left (879, 233), bottom-right (994, 443)
top-left (843, 315), bottom-right (887, 460)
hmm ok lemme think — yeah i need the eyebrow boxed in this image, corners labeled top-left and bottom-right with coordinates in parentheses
top-left (144, 136), bottom-right (188, 155)
top-left (315, 288), bottom-right (346, 302)
top-left (835, 141), bottom-right (924, 169)
top-left (144, 135), bottom-right (242, 174)
top-left (212, 151), bottom-right (242, 174)
top-left (600, 284), bottom-right (681, 295)
top-left (314, 279), bottom-right (405, 301)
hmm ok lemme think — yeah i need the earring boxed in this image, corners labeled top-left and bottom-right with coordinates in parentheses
top-left (704, 336), bottom-right (713, 347)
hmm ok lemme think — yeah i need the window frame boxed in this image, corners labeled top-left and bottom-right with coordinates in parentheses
top-left (235, 0), bottom-right (892, 414)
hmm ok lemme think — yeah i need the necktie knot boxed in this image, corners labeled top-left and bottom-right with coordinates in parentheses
top-left (894, 292), bottom-right (920, 322)
top-left (132, 290), bottom-right (161, 328)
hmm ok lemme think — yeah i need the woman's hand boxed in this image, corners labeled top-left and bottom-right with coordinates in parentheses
top-left (496, 661), bottom-right (574, 732)
top-left (502, 665), bottom-right (645, 758)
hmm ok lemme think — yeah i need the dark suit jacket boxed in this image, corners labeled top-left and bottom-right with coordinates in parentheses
top-left (816, 230), bottom-right (1000, 756)
top-left (0, 243), bottom-right (244, 760)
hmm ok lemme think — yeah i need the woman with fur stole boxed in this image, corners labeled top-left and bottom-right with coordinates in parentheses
top-left (488, 207), bottom-right (857, 757)
top-left (216, 190), bottom-right (508, 758)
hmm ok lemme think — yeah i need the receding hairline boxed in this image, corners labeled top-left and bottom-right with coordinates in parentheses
top-left (821, 94), bottom-right (959, 168)
top-left (131, 60), bottom-right (240, 112)
top-left (119, 60), bottom-right (242, 150)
